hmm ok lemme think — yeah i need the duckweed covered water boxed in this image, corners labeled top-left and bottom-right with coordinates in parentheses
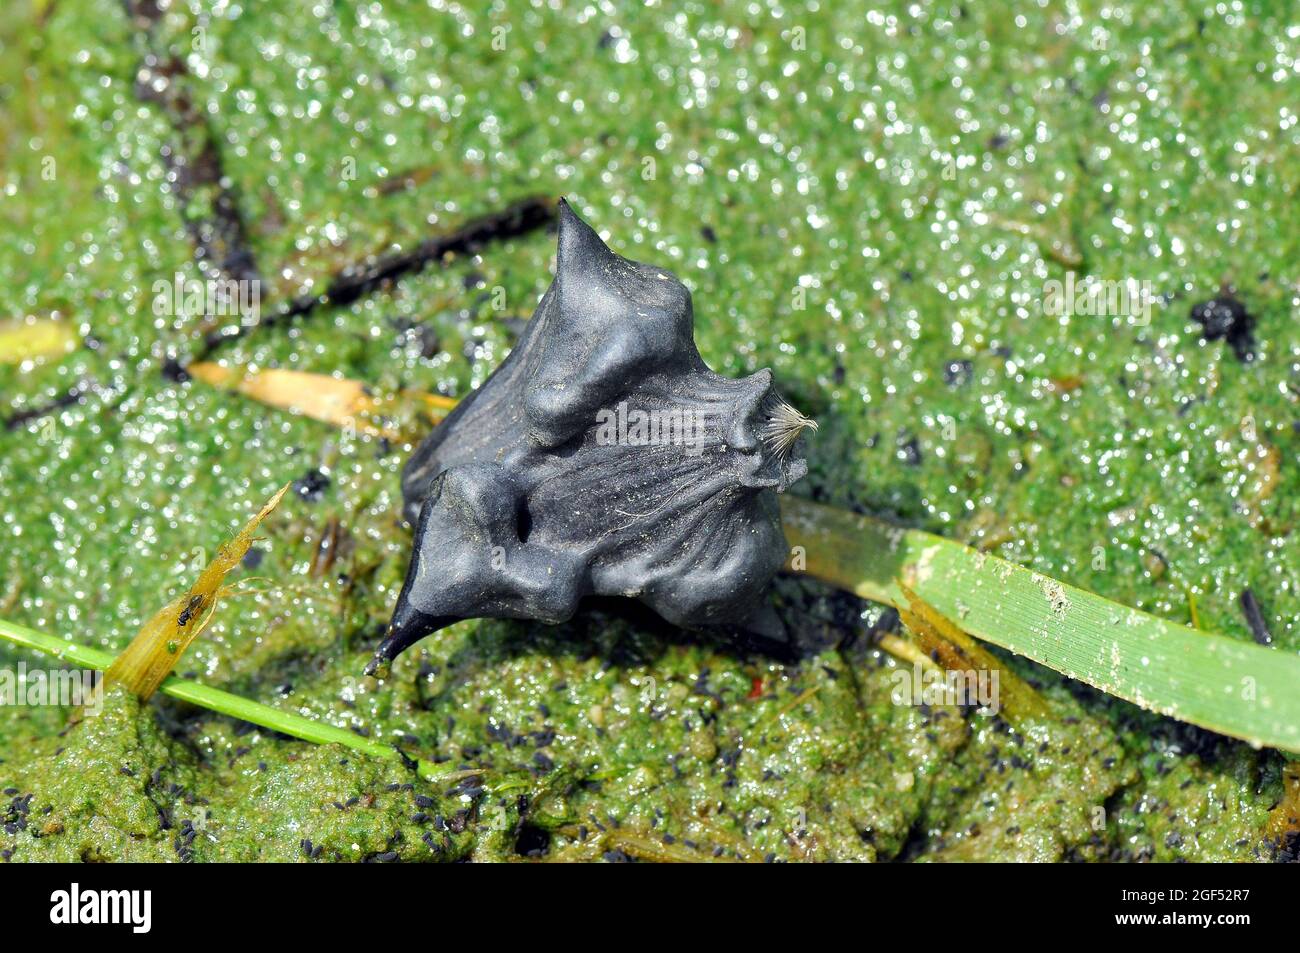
top-left (0, 0), bottom-right (1296, 861)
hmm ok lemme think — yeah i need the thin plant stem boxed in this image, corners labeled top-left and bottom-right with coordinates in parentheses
top-left (0, 617), bottom-right (473, 783)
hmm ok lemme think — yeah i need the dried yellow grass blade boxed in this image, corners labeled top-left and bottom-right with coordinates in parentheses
top-left (187, 362), bottom-right (455, 438)
top-left (0, 316), bottom-right (79, 365)
top-left (106, 484), bottom-right (290, 699)
top-left (877, 631), bottom-right (939, 671)
top-left (1268, 762), bottom-right (1300, 839)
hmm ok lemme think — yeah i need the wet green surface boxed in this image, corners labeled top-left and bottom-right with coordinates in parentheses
top-left (0, 0), bottom-right (1296, 860)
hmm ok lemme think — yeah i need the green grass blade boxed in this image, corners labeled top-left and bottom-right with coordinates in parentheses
top-left (0, 617), bottom-right (469, 782)
top-left (781, 497), bottom-right (1300, 754)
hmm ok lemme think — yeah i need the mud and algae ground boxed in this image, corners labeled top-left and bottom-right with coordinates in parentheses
top-left (0, 1), bottom-right (1296, 861)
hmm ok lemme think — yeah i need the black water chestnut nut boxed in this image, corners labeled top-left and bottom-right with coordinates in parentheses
top-left (368, 200), bottom-right (816, 674)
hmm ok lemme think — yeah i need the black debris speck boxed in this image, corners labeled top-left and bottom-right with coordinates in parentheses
top-left (896, 431), bottom-right (922, 466)
top-left (293, 468), bottom-right (331, 502)
top-left (1190, 294), bottom-right (1255, 362)
top-left (944, 359), bottom-right (973, 387)
top-left (1239, 588), bottom-right (1273, 645)
top-left (161, 358), bottom-right (191, 383)
top-left (514, 824), bottom-right (551, 857)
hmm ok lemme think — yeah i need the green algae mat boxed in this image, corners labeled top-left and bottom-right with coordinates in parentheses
top-left (1, 0), bottom-right (1298, 862)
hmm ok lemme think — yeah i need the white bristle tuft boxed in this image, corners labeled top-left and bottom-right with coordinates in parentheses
top-left (760, 394), bottom-right (817, 462)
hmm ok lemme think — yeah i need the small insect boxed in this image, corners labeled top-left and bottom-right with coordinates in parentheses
top-left (176, 594), bottom-right (204, 627)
